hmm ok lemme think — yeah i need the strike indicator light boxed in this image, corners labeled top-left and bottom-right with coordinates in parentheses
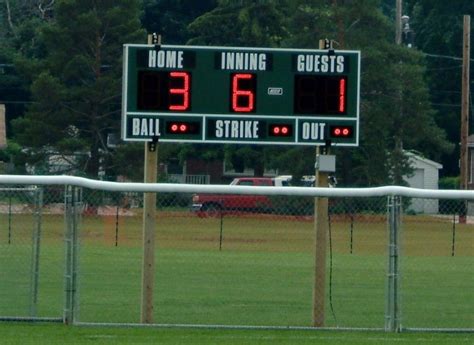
top-left (269, 124), bottom-right (292, 137)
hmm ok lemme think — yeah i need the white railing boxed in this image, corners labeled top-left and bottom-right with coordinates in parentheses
top-left (1, 174), bottom-right (474, 199)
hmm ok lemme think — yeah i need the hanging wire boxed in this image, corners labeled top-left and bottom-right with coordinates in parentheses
top-left (327, 211), bottom-right (338, 326)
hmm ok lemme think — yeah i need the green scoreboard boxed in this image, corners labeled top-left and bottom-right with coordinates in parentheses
top-left (122, 44), bottom-right (360, 146)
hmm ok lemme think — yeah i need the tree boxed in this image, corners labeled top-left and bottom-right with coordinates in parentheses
top-left (0, 1), bottom-right (56, 170)
top-left (163, 0), bottom-right (453, 184)
top-left (141, 0), bottom-right (217, 44)
top-left (283, 0), bottom-right (452, 186)
top-left (184, 0), bottom-right (290, 176)
top-left (404, 0), bottom-right (474, 176)
top-left (188, 0), bottom-right (289, 47)
top-left (11, 0), bottom-right (145, 177)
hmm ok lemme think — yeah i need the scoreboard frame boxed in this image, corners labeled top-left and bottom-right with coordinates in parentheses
top-left (122, 44), bottom-right (360, 147)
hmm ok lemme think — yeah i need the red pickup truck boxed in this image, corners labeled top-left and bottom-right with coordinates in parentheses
top-left (191, 176), bottom-right (290, 216)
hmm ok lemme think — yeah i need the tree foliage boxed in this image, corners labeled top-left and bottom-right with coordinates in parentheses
top-left (0, 0), bottom-right (465, 184)
top-left (404, 0), bottom-right (474, 176)
top-left (141, 0), bottom-right (217, 44)
top-left (11, 0), bottom-right (144, 176)
top-left (186, 0), bottom-right (290, 177)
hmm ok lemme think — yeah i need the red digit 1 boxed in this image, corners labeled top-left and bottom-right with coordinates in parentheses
top-left (232, 73), bottom-right (254, 112)
top-left (339, 77), bottom-right (346, 113)
top-left (169, 71), bottom-right (190, 111)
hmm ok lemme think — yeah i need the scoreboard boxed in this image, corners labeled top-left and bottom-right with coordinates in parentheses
top-left (122, 44), bottom-right (360, 146)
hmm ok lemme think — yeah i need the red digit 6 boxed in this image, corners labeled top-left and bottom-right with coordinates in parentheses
top-left (232, 73), bottom-right (254, 112)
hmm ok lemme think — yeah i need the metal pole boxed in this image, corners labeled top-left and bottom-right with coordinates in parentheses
top-left (30, 187), bottom-right (43, 317)
top-left (64, 185), bottom-right (79, 325)
top-left (385, 195), bottom-right (401, 332)
top-left (64, 186), bottom-right (73, 324)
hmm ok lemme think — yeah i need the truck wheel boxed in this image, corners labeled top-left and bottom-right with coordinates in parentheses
top-left (202, 203), bottom-right (222, 217)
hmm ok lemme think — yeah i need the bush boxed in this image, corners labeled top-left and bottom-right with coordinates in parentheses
top-left (439, 176), bottom-right (459, 190)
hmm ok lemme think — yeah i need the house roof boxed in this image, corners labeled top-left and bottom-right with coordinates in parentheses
top-left (405, 151), bottom-right (443, 170)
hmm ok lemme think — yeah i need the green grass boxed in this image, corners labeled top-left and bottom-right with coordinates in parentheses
top-left (1, 211), bottom-right (473, 331)
top-left (0, 323), bottom-right (472, 345)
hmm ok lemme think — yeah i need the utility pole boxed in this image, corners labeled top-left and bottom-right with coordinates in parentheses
top-left (460, 15), bottom-right (471, 192)
top-left (395, 0), bottom-right (402, 45)
top-left (459, 15), bottom-right (470, 223)
top-left (393, 0), bottom-right (404, 185)
top-left (0, 104), bottom-right (6, 148)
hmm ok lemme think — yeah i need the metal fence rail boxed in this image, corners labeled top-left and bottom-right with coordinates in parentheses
top-left (0, 175), bottom-right (472, 332)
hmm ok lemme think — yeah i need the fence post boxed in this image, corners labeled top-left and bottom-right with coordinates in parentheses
top-left (29, 187), bottom-right (43, 317)
top-left (385, 195), bottom-right (402, 332)
top-left (64, 185), bottom-right (80, 325)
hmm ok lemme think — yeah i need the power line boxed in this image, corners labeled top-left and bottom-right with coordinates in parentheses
top-left (426, 65), bottom-right (462, 71)
top-left (431, 103), bottom-right (461, 108)
top-left (0, 101), bottom-right (34, 104)
top-left (424, 53), bottom-right (474, 62)
top-left (430, 90), bottom-right (462, 94)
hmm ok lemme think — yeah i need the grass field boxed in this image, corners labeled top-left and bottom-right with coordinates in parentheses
top-left (1, 204), bottom-right (473, 335)
top-left (0, 323), bottom-right (473, 345)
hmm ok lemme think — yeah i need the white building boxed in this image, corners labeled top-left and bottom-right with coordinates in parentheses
top-left (403, 151), bottom-right (442, 214)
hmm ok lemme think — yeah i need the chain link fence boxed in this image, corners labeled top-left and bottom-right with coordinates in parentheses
top-left (0, 186), bottom-right (64, 321)
top-left (401, 197), bottom-right (473, 330)
top-left (0, 177), bottom-right (472, 332)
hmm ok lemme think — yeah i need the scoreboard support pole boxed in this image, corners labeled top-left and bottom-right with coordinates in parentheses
top-left (140, 34), bottom-right (160, 324)
top-left (141, 140), bottom-right (157, 324)
top-left (312, 146), bottom-right (329, 327)
top-left (312, 39), bottom-right (333, 328)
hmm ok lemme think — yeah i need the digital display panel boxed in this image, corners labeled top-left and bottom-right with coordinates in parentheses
top-left (294, 75), bottom-right (347, 115)
top-left (137, 71), bottom-right (191, 111)
top-left (123, 44), bottom-right (360, 146)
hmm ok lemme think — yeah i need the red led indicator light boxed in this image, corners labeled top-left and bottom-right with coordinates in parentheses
top-left (269, 124), bottom-right (292, 137)
top-left (166, 121), bottom-right (200, 135)
top-left (331, 126), bottom-right (353, 138)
